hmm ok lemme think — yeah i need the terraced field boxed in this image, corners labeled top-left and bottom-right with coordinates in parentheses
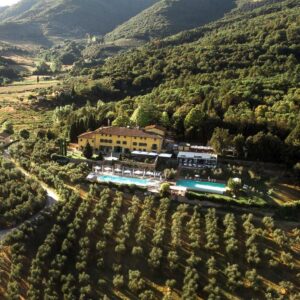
top-left (0, 58), bottom-right (59, 131)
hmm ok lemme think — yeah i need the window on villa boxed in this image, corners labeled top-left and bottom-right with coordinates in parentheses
top-left (123, 141), bottom-right (127, 145)
top-left (139, 143), bottom-right (147, 147)
top-left (133, 142), bottom-right (137, 146)
top-left (117, 141), bottom-right (121, 144)
top-left (100, 139), bottom-right (112, 143)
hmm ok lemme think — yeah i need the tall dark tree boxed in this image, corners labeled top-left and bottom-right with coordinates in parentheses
top-left (83, 142), bottom-right (93, 159)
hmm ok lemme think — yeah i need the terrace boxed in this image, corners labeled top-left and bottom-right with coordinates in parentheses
top-left (91, 165), bottom-right (162, 178)
top-left (86, 165), bottom-right (163, 190)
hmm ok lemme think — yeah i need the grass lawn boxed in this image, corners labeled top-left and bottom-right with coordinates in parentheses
top-left (67, 150), bottom-right (99, 160)
top-left (180, 163), bottom-right (300, 206)
top-left (68, 151), bottom-right (85, 159)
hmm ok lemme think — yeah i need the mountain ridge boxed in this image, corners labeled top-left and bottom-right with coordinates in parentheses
top-left (0, 0), bottom-right (157, 45)
top-left (104, 0), bottom-right (236, 42)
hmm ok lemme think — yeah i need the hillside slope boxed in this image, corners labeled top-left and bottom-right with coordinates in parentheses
top-left (105, 0), bottom-right (236, 42)
top-left (0, 0), bottom-right (156, 44)
top-left (0, 56), bottom-right (19, 84)
top-left (0, 0), bottom-right (39, 20)
top-left (0, 7), bottom-right (7, 14)
top-left (86, 0), bottom-right (300, 163)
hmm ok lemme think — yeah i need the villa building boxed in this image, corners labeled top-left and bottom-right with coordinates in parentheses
top-left (144, 125), bottom-right (166, 137)
top-left (78, 126), bottom-right (164, 154)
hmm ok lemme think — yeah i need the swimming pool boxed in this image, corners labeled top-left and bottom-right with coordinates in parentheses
top-left (176, 179), bottom-right (227, 194)
top-left (97, 175), bottom-right (151, 187)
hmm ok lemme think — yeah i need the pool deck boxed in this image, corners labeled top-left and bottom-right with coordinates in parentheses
top-left (87, 172), bottom-right (162, 188)
top-left (87, 171), bottom-right (228, 195)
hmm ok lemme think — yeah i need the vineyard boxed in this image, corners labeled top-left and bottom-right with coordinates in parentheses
top-left (0, 159), bottom-right (47, 230)
top-left (1, 185), bottom-right (299, 299)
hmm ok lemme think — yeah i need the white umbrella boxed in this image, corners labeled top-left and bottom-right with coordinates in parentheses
top-left (134, 170), bottom-right (143, 175)
top-left (94, 166), bottom-right (101, 173)
top-left (104, 167), bottom-right (112, 171)
top-left (115, 168), bottom-right (122, 173)
top-left (124, 170), bottom-right (131, 174)
top-left (146, 171), bottom-right (154, 176)
top-left (105, 156), bottom-right (118, 161)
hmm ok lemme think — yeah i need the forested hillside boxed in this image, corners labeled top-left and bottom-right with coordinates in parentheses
top-left (236, 0), bottom-right (283, 10)
top-left (105, 0), bottom-right (235, 42)
top-left (0, 0), bottom-right (156, 44)
top-left (77, 0), bottom-right (300, 165)
top-left (0, 0), bottom-right (39, 20)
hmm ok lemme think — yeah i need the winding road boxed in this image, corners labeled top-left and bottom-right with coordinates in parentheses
top-left (0, 150), bottom-right (60, 242)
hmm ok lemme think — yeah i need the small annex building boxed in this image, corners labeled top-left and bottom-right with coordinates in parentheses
top-left (177, 151), bottom-right (218, 168)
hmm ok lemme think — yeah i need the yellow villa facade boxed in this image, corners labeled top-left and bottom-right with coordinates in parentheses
top-left (78, 126), bottom-right (165, 154)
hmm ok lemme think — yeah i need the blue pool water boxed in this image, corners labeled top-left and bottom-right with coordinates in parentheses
top-left (176, 179), bottom-right (227, 194)
top-left (98, 175), bottom-right (151, 186)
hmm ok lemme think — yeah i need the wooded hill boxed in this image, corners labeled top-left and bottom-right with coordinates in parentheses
top-left (104, 0), bottom-right (284, 42)
top-left (76, 0), bottom-right (300, 165)
top-left (0, 0), bottom-right (273, 45)
top-left (104, 0), bottom-right (236, 42)
top-left (0, 0), bottom-right (156, 44)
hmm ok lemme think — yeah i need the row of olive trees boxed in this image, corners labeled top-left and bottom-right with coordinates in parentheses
top-left (0, 160), bottom-right (47, 230)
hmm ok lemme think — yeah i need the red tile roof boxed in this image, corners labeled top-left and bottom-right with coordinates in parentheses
top-left (145, 125), bottom-right (166, 132)
top-left (78, 131), bottom-right (95, 139)
top-left (78, 127), bottom-right (163, 140)
top-left (0, 132), bottom-right (11, 140)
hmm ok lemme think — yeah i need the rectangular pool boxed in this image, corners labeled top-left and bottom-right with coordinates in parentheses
top-left (97, 175), bottom-right (151, 187)
top-left (176, 179), bottom-right (227, 194)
